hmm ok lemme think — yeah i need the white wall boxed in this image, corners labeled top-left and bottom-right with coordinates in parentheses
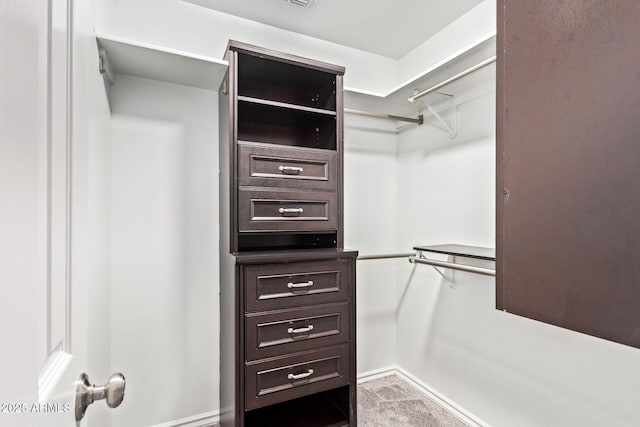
top-left (396, 0), bottom-right (496, 89)
top-left (394, 87), bottom-right (640, 427)
top-left (343, 116), bottom-right (399, 374)
top-left (102, 0), bottom-right (494, 97)
top-left (109, 76), bottom-right (219, 427)
top-left (105, 0), bottom-right (397, 94)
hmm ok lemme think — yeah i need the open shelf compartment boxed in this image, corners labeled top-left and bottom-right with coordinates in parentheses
top-left (245, 386), bottom-right (350, 427)
top-left (238, 232), bottom-right (338, 252)
top-left (237, 100), bottom-right (337, 150)
top-left (238, 52), bottom-right (337, 111)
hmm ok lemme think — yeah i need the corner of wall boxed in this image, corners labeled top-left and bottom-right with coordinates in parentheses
top-left (396, 0), bottom-right (496, 87)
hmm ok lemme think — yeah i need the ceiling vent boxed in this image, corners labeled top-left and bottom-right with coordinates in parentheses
top-left (288, 0), bottom-right (315, 7)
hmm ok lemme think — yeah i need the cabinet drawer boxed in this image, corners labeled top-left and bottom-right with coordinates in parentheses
top-left (245, 345), bottom-right (349, 410)
top-left (246, 303), bottom-right (348, 361)
top-left (244, 259), bottom-right (350, 311)
top-left (238, 189), bottom-right (337, 232)
top-left (238, 143), bottom-right (337, 190)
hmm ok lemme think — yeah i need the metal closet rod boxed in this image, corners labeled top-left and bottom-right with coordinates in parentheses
top-left (407, 55), bottom-right (497, 104)
top-left (357, 252), bottom-right (495, 276)
top-left (344, 56), bottom-right (496, 122)
top-left (344, 108), bottom-right (424, 125)
top-left (409, 256), bottom-right (496, 277)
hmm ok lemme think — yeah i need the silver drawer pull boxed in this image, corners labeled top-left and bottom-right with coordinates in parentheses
top-left (287, 325), bottom-right (314, 334)
top-left (278, 207), bottom-right (304, 216)
top-left (287, 280), bottom-right (314, 289)
top-left (288, 369), bottom-right (314, 380)
top-left (278, 165), bottom-right (304, 175)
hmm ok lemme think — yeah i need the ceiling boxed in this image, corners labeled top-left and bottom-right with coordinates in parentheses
top-left (182, 0), bottom-right (485, 59)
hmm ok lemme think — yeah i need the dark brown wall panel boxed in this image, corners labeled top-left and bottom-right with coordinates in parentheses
top-left (497, 0), bottom-right (640, 348)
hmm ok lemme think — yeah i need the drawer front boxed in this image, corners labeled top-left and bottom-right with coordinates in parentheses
top-left (245, 259), bottom-right (351, 311)
top-left (238, 190), bottom-right (337, 232)
top-left (246, 303), bottom-right (348, 361)
top-left (238, 143), bottom-right (337, 190)
top-left (245, 345), bottom-right (349, 410)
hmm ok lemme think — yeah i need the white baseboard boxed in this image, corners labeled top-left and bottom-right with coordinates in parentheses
top-left (358, 365), bottom-right (489, 427)
top-left (356, 365), bottom-right (397, 383)
top-left (149, 409), bottom-right (220, 427)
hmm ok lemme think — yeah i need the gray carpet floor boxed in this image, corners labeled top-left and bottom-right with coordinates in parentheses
top-left (358, 375), bottom-right (470, 427)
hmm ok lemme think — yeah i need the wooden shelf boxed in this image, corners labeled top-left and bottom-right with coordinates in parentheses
top-left (95, 32), bottom-right (228, 90)
top-left (413, 244), bottom-right (495, 261)
top-left (238, 95), bottom-right (337, 116)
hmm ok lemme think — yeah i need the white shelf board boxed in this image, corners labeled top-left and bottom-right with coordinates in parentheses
top-left (344, 34), bottom-right (496, 118)
top-left (96, 32), bottom-right (228, 91)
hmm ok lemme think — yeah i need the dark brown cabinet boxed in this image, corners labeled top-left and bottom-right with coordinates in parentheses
top-left (219, 41), bottom-right (357, 427)
top-left (497, 1), bottom-right (640, 348)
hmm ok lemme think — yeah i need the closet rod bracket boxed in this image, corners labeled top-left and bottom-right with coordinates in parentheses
top-left (409, 254), bottom-right (496, 277)
top-left (423, 101), bottom-right (458, 139)
top-left (98, 47), bottom-right (114, 85)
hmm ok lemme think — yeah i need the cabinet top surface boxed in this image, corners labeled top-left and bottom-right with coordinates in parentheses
top-left (226, 39), bottom-right (345, 75)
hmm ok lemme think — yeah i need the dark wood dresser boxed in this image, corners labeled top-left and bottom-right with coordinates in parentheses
top-left (219, 41), bottom-right (357, 427)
